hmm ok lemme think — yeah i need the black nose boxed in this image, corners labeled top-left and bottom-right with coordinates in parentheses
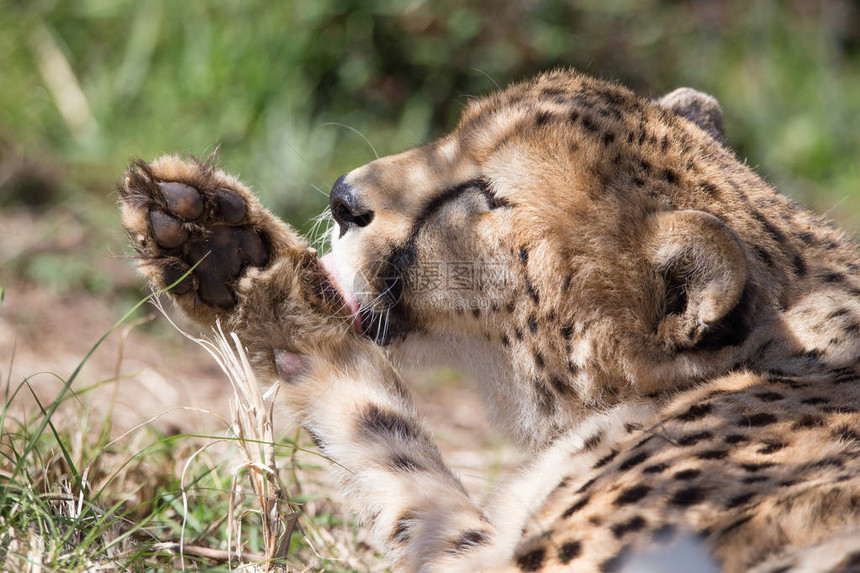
top-left (330, 175), bottom-right (374, 236)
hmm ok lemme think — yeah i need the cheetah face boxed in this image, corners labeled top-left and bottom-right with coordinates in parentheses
top-left (325, 70), bottom-right (774, 397)
top-left (325, 135), bottom-right (510, 345)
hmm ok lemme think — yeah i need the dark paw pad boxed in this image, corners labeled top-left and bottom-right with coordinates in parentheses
top-left (159, 182), bottom-right (204, 220)
top-left (123, 163), bottom-right (272, 311)
top-left (185, 225), bottom-right (269, 308)
top-left (215, 188), bottom-right (247, 224)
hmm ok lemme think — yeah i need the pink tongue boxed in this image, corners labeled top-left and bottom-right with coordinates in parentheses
top-left (319, 252), bottom-right (362, 332)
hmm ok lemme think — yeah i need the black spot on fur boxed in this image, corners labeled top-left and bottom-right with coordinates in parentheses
top-left (450, 530), bottom-right (489, 553)
top-left (359, 405), bottom-right (420, 440)
top-left (827, 308), bottom-right (851, 319)
top-left (613, 485), bottom-right (651, 506)
top-left (514, 327), bottom-right (523, 340)
top-left (576, 477), bottom-right (597, 494)
top-left (754, 245), bottom-right (774, 267)
top-left (535, 111), bottom-right (552, 126)
top-left (669, 486), bottom-right (705, 507)
top-left (541, 86), bottom-right (566, 98)
top-left (562, 496), bottom-right (590, 518)
top-left (832, 371), bottom-right (857, 385)
top-left (519, 248), bottom-right (529, 263)
top-left (306, 428), bottom-right (326, 450)
top-left (560, 325), bottom-right (574, 339)
top-left (725, 492), bottom-right (757, 509)
top-left (558, 541), bottom-right (582, 564)
top-left (798, 231), bottom-right (815, 245)
top-left (643, 463), bottom-right (669, 474)
top-left (755, 391), bottom-right (784, 402)
top-left (676, 403), bottom-right (712, 422)
top-left (581, 115), bottom-right (599, 133)
top-left (770, 375), bottom-right (807, 388)
top-left (663, 169), bottom-right (678, 185)
top-left (501, 335), bottom-right (510, 347)
top-left (583, 432), bottom-right (604, 452)
top-left (750, 209), bottom-right (785, 243)
top-left (792, 414), bottom-right (824, 430)
top-left (791, 254), bottom-right (807, 276)
top-left (533, 351), bottom-right (545, 368)
top-left (611, 515), bottom-right (647, 539)
top-left (822, 272), bottom-right (845, 283)
top-left (677, 431), bottom-right (713, 446)
top-left (550, 376), bottom-right (571, 395)
top-left (390, 454), bottom-right (423, 471)
top-left (742, 475), bottom-right (769, 484)
top-left (391, 512), bottom-right (413, 543)
top-left (528, 315), bottom-right (538, 333)
top-left (516, 547), bottom-right (546, 572)
top-left (822, 405), bottom-right (857, 414)
top-left (724, 434), bottom-right (748, 444)
top-left (673, 469), bottom-right (701, 480)
top-left (594, 449), bottom-right (618, 469)
top-left (757, 442), bottom-right (787, 454)
top-left (602, 132), bottom-right (616, 146)
top-left (835, 426), bottom-right (860, 443)
top-left (700, 182), bottom-right (718, 196)
top-left (618, 451), bottom-right (651, 471)
top-left (741, 462), bottom-right (774, 472)
top-left (633, 435), bottom-right (654, 449)
top-left (697, 449), bottom-right (729, 460)
top-left (805, 456), bottom-right (844, 470)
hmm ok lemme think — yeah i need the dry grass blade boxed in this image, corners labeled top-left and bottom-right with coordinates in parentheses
top-left (216, 328), bottom-right (296, 571)
top-left (162, 302), bottom-right (296, 572)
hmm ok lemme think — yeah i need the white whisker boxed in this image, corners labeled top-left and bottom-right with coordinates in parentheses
top-left (322, 122), bottom-right (379, 160)
top-left (277, 133), bottom-right (331, 192)
top-left (471, 67), bottom-right (500, 90)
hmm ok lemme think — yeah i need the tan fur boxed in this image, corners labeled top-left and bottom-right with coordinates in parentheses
top-left (119, 70), bottom-right (860, 572)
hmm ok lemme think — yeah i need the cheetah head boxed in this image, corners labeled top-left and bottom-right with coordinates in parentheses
top-left (323, 70), bottom-right (792, 440)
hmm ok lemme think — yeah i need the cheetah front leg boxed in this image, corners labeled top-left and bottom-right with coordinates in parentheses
top-left (118, 155), bottom-right (511, 572)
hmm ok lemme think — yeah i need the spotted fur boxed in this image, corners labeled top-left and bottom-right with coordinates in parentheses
top-left (119, 69), bottom-right (860, 572)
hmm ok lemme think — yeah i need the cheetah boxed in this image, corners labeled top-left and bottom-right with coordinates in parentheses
top-left (118, 69), bottom-right (860, 572)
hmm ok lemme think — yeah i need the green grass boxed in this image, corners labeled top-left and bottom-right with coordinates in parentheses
top-left (0, 291), bottom-right (373, 572)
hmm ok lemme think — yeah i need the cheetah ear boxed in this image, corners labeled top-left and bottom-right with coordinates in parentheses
top-left (658, 88), bottom-right (725, 143)
top-left (646, 210), bottom-right (750, 351)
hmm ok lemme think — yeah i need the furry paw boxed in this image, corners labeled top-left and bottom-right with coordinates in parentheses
top-left (118, 155), bottom-right (308, 324)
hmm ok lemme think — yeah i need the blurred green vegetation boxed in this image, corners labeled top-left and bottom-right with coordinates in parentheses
top-left (1, 0), bottom-right (859, 296)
